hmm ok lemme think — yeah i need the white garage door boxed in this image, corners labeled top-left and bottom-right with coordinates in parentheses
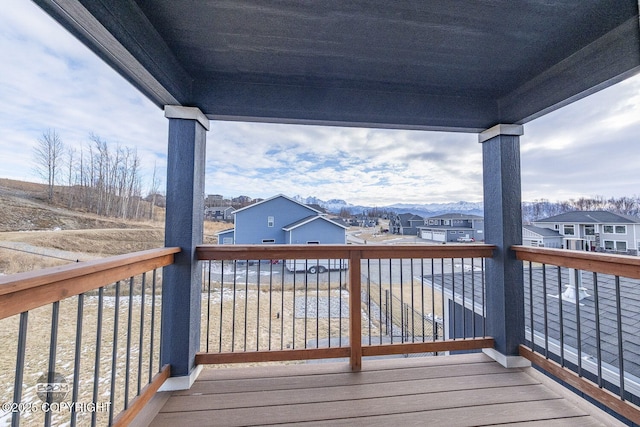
top-left (432, 231), bottom-right (446, 242)
top-left (421, 230), bottom-right (432, 240)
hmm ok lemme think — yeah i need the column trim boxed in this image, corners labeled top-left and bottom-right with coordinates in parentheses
top-left (478, 124), bottom-right (523, 143)
top-left (164, 105), bottom-right (210, 130)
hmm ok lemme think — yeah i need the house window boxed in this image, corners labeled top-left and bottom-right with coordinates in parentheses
top-left (267, 216), bottom-right (274, 227)
top-left (604, 240), bottom-right (627, 251)
top-left (554, 224), bottom-right (559, 230)
top-left (615, 225), bottom-right (627, 234)
top-left (262, 239), bottom-right (275, 244)
top-left (603, 225), bottom-right (614, 233)
top-left (563, 225), bottom-right (575, 236)
top-left (584, 225), bottom-right (595, 236)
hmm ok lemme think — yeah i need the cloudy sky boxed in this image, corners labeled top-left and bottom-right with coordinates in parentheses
top-left (1, 1), bottom-right (639, 207)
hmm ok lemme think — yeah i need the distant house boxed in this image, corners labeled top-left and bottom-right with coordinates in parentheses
top-left (533, 211), bottom-right (640, 255)
top-left (205, 206), bottom-right (233, 221)
top-left (418, 213), bottom-right (484, 242)
top-left (216, 194), bottom-right (347, 245)
top-left (390, 213), bottom-right (424, 235)
top-left (522, 225), bottom-right (563, 248)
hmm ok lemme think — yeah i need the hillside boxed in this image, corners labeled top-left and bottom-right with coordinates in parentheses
top-left (0, 179), bottom-right (227, 274)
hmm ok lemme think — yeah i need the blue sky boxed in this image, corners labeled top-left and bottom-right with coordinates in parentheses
top-left (1, 1), bottom-right (640, 206)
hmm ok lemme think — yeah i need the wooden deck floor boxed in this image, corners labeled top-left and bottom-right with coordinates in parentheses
top-left (149, 353), bottom-right (624, 426)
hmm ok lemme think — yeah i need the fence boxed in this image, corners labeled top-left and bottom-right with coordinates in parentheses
top-left (196, 244), bottom-right (495, 369)
top-left (0, 248), bottom-right (178, 427)
top-left (514, 245), bottom-right (640, 424)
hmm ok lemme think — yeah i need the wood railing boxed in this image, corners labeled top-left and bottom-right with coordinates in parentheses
top-left (0, 247), bottom-right (179, 427)
top-left (513, 245), bottom-right (640, 425)
top-left (196, 244), bottom-right (495, 371)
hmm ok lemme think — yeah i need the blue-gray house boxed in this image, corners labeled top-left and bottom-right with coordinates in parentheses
top-left (217, 194), bottom-right (347, 244)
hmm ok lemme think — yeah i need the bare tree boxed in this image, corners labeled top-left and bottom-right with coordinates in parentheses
top-left (148, 161), bottom-right (162, 220)
top-left (33, 129), bottom-right (64, 201)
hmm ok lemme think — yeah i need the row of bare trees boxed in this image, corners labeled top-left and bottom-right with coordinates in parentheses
top-left (33, 129), bottom-right (162, 220)
top-left (523, 195), bottom-right (640, 223)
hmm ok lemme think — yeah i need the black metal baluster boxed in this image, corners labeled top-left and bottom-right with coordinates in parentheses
top-left (231, 261), bottom-right (237, 352)
top-left (91, 288), bottom-right (104, 427)
top-left (292, 261), bottom-right (297, 349)
top-left (441, 259), bottom-right (446, 341)
top-left (71, 294), bottom-right (85, 427)
top-left (461, 258), bottom-right (466, 339)
top-left (109, 282), bottom-right (121, 425)
top-left (244, 262), bottom-right (249, 351)
top-left (410, 259), bottom-right (415, 343)
top-left (206, 261), bottom-right (212, 353)
top-left (327, 263), bottom-right (332, 347)
top-left (400, 258), bottom-right (404, 343)
top-left (316, 260), bottom-right (320, 348)
top-left (219, 260), bottom-right (225, 353)
top-left (557, 266), bottom-right (564, 367)
top-left (528, 262), bottom-right (534, 350)
top-left (124, 278), bottom-right (134, 409)
top-left (150, 269), bottom-right (157, 377)
top-left (12, 311), bottom-right (28, 427)
top-left (45, 301), bottom-right (60, 427)
top-left (471, 258), bottom-right (476, 338)
top-left (268, 261), bottom-right (273, 351)
top-left (615, 275), bottom-right (625, 400)
top-left (367, 259), bottom-right (372, 345)
top-left (256, 261), bottom-right (261, 351)
top-left (542, 264), bottom-right (549, 358)
top-left (451, 259), bottom-right (456, 340)
top-left (137, 273), bottom-right (146, 395)
top-left (481, 258), bottom-right (486, 338)
top-left (280, 261), bottom-right (285, 350)
top-left (593, 272), bottom-right (603, 387)
top-left (574, 268), bottom-right (582, 378)
top-left (421, 259), bottom-right (425, 342)
top-left (378, 259), bottom-right (383, 344)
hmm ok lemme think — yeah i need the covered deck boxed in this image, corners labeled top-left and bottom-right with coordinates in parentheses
top-left (4, 1), bottom-right (640, 426)
top-left (150, 354), bottom-right (621, 427)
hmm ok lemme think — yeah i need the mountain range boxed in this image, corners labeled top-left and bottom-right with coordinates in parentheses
top-left (293, 196), bottom-right (484, 217)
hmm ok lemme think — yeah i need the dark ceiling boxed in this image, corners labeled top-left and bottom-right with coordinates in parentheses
top-left (35, 0), bottom-right (640, 132)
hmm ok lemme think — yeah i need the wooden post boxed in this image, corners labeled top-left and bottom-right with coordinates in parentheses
top-left (349, 249), bottom-right (362, 371)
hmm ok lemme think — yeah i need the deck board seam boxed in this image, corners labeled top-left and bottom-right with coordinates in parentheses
top-left (195, 363), bottom-right (522, 384)
top-left (160, 386), bottom-right (562, 414)
top-left (155, 397), bottom-right (569, 426)
top-left (170, 372), bottom-right (538, 398)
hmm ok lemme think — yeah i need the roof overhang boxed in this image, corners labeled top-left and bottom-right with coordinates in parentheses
top-left (34, 0), bottom-right (640, 132)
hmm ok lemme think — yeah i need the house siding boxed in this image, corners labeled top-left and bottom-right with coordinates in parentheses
top-left (234, 197), bottom-right (317, 244)
top-left (285, 219), bottom-right (346, 244)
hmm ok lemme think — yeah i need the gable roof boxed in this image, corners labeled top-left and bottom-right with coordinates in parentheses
top-left (231, 194), bottom-right (321, 215)
top-left (523, 225), bottom-right (562, 237)
top-left (283, 215), bottom-right (348, 231)
top-left (535, 211), bottom-right (640, 224)
top-left (215, 228), bottom-right (235, 236)
top-left (427, 213), bottom-right (484, 220)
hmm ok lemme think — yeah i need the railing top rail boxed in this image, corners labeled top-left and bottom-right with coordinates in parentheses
top-left (512, 245), bottom-right (640, 280)
top-left (197, 244), bottom-right (495, 261)
top-left (0, 247), bottom-right (180, 319)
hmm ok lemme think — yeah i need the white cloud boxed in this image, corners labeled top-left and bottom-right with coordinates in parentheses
top-left (1, 1), bottom-right (640, 208)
